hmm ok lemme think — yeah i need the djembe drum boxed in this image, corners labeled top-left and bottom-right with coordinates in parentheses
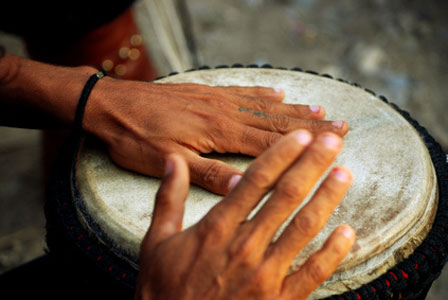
top-left (46, 65), bottom-right (448, 300)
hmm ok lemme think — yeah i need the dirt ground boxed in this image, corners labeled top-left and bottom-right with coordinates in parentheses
top-left (0, 0), bottom-right (447, 298)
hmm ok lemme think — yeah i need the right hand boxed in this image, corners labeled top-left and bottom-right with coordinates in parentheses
top-left (86, 78), bottom-right (349, 195)
top-left (135, 130), bottom-right (355, 300)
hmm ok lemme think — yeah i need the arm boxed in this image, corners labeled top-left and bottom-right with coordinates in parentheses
top-left (0, 55), bottom-right (96, 128)
top-left (0, 55), bottom-right (349, 194)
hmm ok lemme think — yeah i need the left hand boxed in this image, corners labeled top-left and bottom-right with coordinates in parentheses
top-left (84, 77), bottom-right (348, 195)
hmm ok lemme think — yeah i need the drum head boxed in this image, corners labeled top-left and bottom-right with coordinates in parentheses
top-left (73, 68), bottom-right (438, 299)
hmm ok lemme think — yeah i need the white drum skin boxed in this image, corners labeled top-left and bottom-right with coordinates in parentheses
top-left (74, 68), bottom-right (438, 299)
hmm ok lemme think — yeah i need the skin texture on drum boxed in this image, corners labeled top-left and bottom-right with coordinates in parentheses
top-left (75, 68), bottom-right (437, 299)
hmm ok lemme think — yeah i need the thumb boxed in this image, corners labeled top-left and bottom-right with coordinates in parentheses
top-left (142, 153), bottom-right (190, 252)
top-left (186, 153), bottom-right (243, 195)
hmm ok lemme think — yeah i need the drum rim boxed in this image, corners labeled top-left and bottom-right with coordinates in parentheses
top-left (45, 64), bottom-right (448, 299)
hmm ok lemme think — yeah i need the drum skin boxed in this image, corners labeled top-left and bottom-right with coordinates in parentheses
top-left (74, 68), bottom-right (438, 298)
top-left (45, 66), bottom-right (448, 300)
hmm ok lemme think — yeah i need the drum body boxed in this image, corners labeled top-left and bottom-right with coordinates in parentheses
top-left (46, 66), bottom-right (448, 300)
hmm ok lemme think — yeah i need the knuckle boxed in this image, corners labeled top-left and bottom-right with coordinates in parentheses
top-left (330, 241), bottom-right (347, 257)
top-left (208, 115), bottom-right (229, 129)
top-left (307, 148), bottom-right (333, 168)
top-left (307, 257), bottom-right (331, 284)
top-left (207, 95), bottom-right (229, 108)
top-left (276, 180), bottom-right (306, 203)
top-left (199, 215), bottom-right (228, 243)
top-left (289, 104), bottom-right (305, 115)
top-left (318, 183), bottom-right (342, 202)
top-left (270, 114), bottom-right (291, 132)
top-left (254, 86), bottom-right (268, 95)
top-left (211, 117), bottom-right (238, 143)
top-left (230, 238), bottom-right (255, 263)
top-left (244, 168), bottom-right (273, 190)
top-left (306, 120), bottom-right (323, 131)
top-left (200, 161), bottom-right (225, 186)
top-left (263, 133), bottom-right (281, 149)
top-left (291, 213), bottom-right (320, 237)
top-left (253, 98), bottom-right (270, 111)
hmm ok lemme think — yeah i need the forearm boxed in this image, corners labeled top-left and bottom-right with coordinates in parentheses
top-left (0, 55), bottom-right (97, 129)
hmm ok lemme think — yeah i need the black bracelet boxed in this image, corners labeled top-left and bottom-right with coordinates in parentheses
top-left (73, 69), bottom-right (108, 134)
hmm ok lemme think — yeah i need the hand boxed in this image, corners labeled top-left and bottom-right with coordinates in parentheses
top-left (85, 78), bottom-right (349, 195)
top-left (135, 130), bottom-right (355, 300)
top-left (1, 56), bottom-right (348, 195)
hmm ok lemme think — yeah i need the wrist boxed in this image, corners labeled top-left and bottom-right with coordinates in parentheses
top-left (40, 64), bottom-right (99, 127)
top-left (81, 75), bottom-right (118, 141)
top-left (0, 55), bottom-right (99, 128)
top-left (73, 69), bottom-right (108, 135)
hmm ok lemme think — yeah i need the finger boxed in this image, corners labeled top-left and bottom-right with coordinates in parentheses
top-left (185, 152), bottom-right (243, 195)
top-left (232, 95), bottom-right (326, 120)
top-left (218, 85), bottom-right (285, 103)
top-left (247, 133), bottom-right (343, 248)
top-left (215, 123), bottom-right (283, 157)
top-left (281, 225), bottom-right (356, 299)
top-left (266, 167), bottom-right (353, 273)
top-left (156, 83), bottom-right (285, 103)
top-left (231, 111), bottom-right (348, 136)
top-left (207, 130), bottom-right (313, 224)
top-left (143, 154), bottom-right (190, 251)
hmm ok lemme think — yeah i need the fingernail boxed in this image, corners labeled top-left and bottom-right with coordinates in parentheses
top-left (332, 167), bottom-right (351, 182)
top-left (164, 159), bottom-right (174, 177)
top-left (332, 120), bottom-right (344, 129)
top-left (309, 105), bottom-right (321, 113)
top-left (228, 174), bottom-right (242, 191)
top-left (322, 134), bottom-right (341, 150)
top-left (274, 88), bottom-right (283, 93)
top-left (295, 130), bottom-right (312, 145)
top-left (340, 226), bottom-right (354, 239)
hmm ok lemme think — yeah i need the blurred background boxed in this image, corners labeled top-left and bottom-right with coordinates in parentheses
top-left (0, 0), bottom-right (447, 298)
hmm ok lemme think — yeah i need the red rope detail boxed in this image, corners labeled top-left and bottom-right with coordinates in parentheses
top-left (97, 256), bottom-right (102, 261)
top-left (414, 263), bottom-right (419, 270)
top-left (389, 272), bottom-right (398, 281)
top-left (121, 273), bottom-right (127, 279)
top-left (77, 234), bottom-right (83, 240)
top-left (108, 265), bottom-right (114, 271)
top-left (357, 292), bottom-right (361, 300)
top-left (386, 280), bottom-right (390, 287)
top-left (401, 269), bottom-right (409, 280)
top-left (372, 286), bottom-right (377, 293)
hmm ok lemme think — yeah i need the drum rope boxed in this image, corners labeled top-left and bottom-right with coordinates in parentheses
top-left (45, 136), bottom-right (137, 295)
